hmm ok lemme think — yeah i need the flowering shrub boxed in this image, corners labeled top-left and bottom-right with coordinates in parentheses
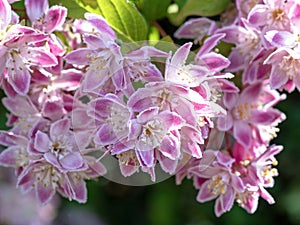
top-left (0, 0), bottom-right (296, 218)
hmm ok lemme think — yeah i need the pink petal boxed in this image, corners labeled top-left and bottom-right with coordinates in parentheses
top-left (259, 186), bottom-right (275, 204)
top-left (34, 131), bottom-right (51, 153)
top-left (8, 69), bottom-right (30, 95)
top-left (251, 109), bottom-right (282, 125)
top-left (42, 100), bottom-right (65, 121)
top-left (25, 0), bottom-right (49, 22)
top-left (82, 69), bottom-right (108, 92)
top-left (84, 156), bottom-right (107, 177)
top-left (94, 124), bottom-right (117, 146)
top-left (174, 17), bottom-right (217, 40)
top-left (119, 163), bottom-right (139, 177)
top-left (269, 67), bottom-right (289, 89)
top-left (197, 33), bottom-right (225, 56)
top-left (160, 135), bottom-right (180, 160)
top-left (171, 42), bottom-right (192, 67)
top-left (84, 13), bottom-right (116, 40)
top-left (136, 107), bottom-right (159, 124)
top-left (157, 153), bottom-right (178, 174)
top-left (264, 30), bottom-right (296, 48)
top-left (222, 187), bottom-right (235, 211)
top-left (231, 175), bottom-right (245, 193)
top-left (64, 48), bottom-right (93, 65)
top-left (158, 111), bottom-right (183, 131)
top-left (2, 96), bottom-right (38, 115)
top-left (196, 180), bottom-right (216, 202)
top-left (137, 150), bottom-right (154, 167)
top-left (0, 0), bottom-right (11, 30)
top-left (70, 176), bottom-right (87, 203)
top-left (247, 4), bottom-right (268, 26)
top-left (50, 118), bottom-right (70, 140)
top-left (233, 121), bottom-right (252, 149)
top-left (217, 114), bottom-right (233, 131)
top-left (44, 152), bottom-right (61, 168)
top-left (23, 48), bottom-right (58, 66)
top-left (223, 92), bottom-right (239, 109)
top-left (217, 25), bottom-right (248, 43)
top-left (198, 52), bottom-right (230, 72)
top-left (227, 49), bottom-right (245, 71)
top-left (238, 82), bottom-right (262, 105)
top-left (0, 146), bottom-right (18, 167)
top-left (36, 180), bottom-right (55, 205)
top-left (44, 5), bottom-right (67, 33)
top-left (60, 152), bottom-right (84, 170)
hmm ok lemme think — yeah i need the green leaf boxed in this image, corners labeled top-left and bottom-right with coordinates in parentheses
top-left (70, 0), bottom-right (148, 42)
top-left (148, 26), bottom-right (160, 42)
top-left (139, 0), bottom-right (171, 21)
top-left (174, 0), bottom-right (187, 9)
top-left (70, 0), bottom-right (101, 14)
top-left (127, 0), bottom-right (144, 8)
top-left (49, 0), bottom-right (87, 18)
top-left (97, 0), bottom-right (148, 42)
top-left (175, 0), bottom-right (231, 23)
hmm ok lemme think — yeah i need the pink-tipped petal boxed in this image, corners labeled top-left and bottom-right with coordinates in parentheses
top-left (36, 180), bottom-right (55, 205)
top-left (25, 0), bottom-right (49, 22)
top-left (34, 131), bottom-right (51, 153)
top-left (233, 121), bottom-right (252, 149)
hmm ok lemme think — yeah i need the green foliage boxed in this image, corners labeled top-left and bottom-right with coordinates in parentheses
top-left (139, 0), bottom-right (171, 21)
top-left (174, 0), bottom-right (231, 24)
top-left (148, 26), bottom-right (160, 41)
top-left (0, 90), bottom-right (8, 130)
top-left (49, 0), bottom-right (87, 18)
top-left (70, 0), bottom-right (100, 14)
top-left (69, 0), bottom-right (148, 42)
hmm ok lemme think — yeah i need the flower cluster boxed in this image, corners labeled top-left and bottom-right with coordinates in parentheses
top-left (0, 0), bottom-right (107, 205)
top-left (174, 0), bottom-right (294, 216)
top-left (0, 0), bottom-right (294, 218)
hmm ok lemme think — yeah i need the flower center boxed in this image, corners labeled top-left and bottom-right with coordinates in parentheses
top-left (272, 8), bottom-right (285, 21)
top-left (140, 119), bottom-right (165, 147)
top-left (117, 150), bottom-right (140, 166)
top-left (279, 56), bottom-right (300, 79)
top-left (236, 103), bottom-right (252, 120)
top-left (207, 175), bottom-right (227, 195)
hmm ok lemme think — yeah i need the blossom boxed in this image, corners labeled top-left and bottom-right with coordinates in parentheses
top-left (174, 18), bottom-right (218, 43)
top-left (264, 30), bottom-right (300, 91)
top-left (64, 13), bottom-right (124, 94)
top-left (29, 118), bottom-right (88, 172)
top-left (190, 150), bottom-right (245, 217)
top-left (0, 25), bottom-right (57, 95)
top-left (232, 142), bottom-right (283, 213)
top-left (88, 93), bottom-right (132, 146)
top-left (217, 82), bottom-right (284, 148)
top-left (247, 0), bottom-right (296, 31)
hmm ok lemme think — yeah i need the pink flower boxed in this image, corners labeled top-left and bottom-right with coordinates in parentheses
top-left (88, 93), bottom-right (132, 146)
top-left (190, 150), bottom-right (245, 217)
top-left (232, 142), bottom-right (283, 213)
top-left (217, 19), bottom-right (263, 72)
top-left (174, 18), bottom-right (218, 43)
top-left (0, 25), bottom-right (57, 95)
top-left (264, 31), bottom-right (300, 91)
top-left (247, 0), bottom-right (295, 31)
top-left (217, 82), bottom-right (284, 148)
top-left (64, 14), bottom-right (124, 94)
top-left (29, 118), bottom-right (88, 172)
top-left (0, 0), bottom-right (12, 32)
top-left (0, 131), bottom-right (33, 175)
